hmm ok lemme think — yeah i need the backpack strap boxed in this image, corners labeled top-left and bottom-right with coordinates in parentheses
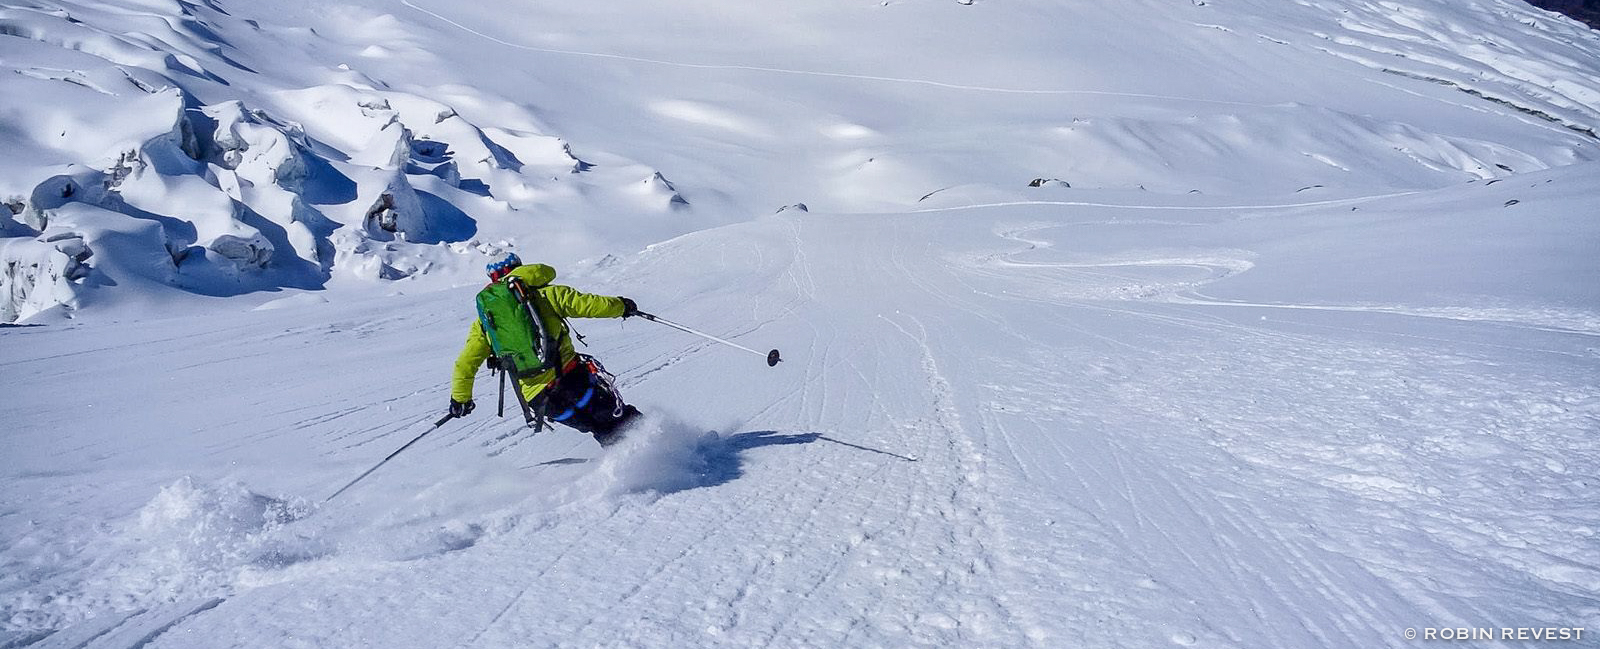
top-left (535, 284), bottom-right (586, 348)
top-left (507, 277), bottom-right (563, 381)
top-left (498, 355), bottom-right (543, 430)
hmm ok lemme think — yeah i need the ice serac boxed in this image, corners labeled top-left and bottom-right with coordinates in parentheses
top-left (361, 172), bottom-right (434, 243)
top-left (0, 236), bottom-right (88, 322)
top-left (0, 0), bottom-right (691, 321)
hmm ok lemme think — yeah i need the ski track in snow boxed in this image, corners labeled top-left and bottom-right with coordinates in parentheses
top-left (3, 193), bottom-right (1599, 647)
top-left (877, 209), bottom-right (1599, 647)
top-left (906, 190), bottom-right (1428, 215)
top-left (974, 220), bottom-right (1600, 344)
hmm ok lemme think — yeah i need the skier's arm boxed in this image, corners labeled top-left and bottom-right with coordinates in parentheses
top-left (543, 285), bottom-right (626, 318)
top-left (450, 320), bottom-right (492, 401)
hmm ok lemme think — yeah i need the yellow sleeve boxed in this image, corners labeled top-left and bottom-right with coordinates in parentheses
top-left (450, 319), bottom-right (492, 402)
top-left (543, 284), bottom-right (626, 318)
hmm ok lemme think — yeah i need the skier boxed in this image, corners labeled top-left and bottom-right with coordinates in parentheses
top-left (448, 253), bottom-right (642, 445)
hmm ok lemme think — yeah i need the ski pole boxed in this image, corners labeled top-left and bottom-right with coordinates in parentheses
top-left (325, 413), bottom-right (455, 502)
top-left (634, 311), bottom-right (782, 367)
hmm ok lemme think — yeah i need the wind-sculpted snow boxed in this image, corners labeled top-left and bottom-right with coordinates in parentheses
top-left (1278, 0), bottom-right (1600, 134)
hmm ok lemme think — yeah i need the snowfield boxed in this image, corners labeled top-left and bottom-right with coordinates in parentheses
top-left (3, 0), bottom-right (1599, 647)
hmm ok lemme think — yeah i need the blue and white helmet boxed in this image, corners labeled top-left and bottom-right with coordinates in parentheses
top-left (486, 252), bottom-right (521, 281)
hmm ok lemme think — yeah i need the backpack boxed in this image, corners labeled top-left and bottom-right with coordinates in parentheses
top-left (475, 276), bottom-right (561, 377)
top-left (475, 277), bottom-right (562, 429)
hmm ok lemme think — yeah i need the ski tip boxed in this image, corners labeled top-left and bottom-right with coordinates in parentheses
top-left (767, 349), bottom-right (781, 367)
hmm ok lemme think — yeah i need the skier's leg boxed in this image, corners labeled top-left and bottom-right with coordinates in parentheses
top-left (548, 357), bottom-right (639, 445)
top-left (577, 386), bottom-right (635, 445)
top-left (544, 364), bottom-right (597, 434)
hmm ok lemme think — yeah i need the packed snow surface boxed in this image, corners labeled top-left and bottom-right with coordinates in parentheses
top-left (3, 0), bottom-right (1599, 647)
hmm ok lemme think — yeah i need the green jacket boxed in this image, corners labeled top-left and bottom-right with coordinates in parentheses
top-left (451, 263), bottom-right (626, 403)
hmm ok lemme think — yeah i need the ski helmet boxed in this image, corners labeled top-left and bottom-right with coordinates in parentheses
top-left (486, 253), bottom-right (521, 281)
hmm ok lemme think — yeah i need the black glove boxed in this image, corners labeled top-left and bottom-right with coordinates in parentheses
top-left (485, 356), bottom-right (502, 372)
top-left (619, 297), bottom-right (640, 318)
top-left (449, 399), bottom-right (476, 417)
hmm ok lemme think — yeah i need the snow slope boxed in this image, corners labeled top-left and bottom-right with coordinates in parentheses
top-left (4, 0), bottom-right (1600, 647)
